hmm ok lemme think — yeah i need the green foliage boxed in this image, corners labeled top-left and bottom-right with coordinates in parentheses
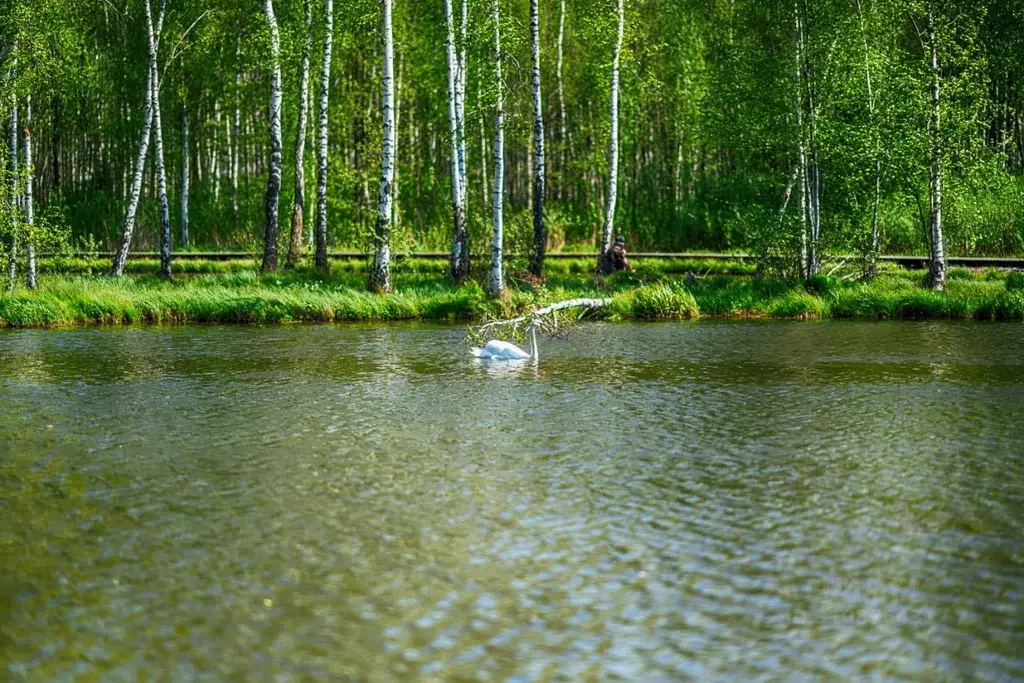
top-left (1, 0), bottom-right (1024, 271)
top-left (1005, 271), bottom-right (1024, 291)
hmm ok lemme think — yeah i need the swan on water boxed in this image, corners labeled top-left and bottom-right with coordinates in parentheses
top-left (471, 323), bottom-right (539, 361)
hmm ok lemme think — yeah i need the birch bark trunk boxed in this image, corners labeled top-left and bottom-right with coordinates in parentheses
top-left (599, 0), bottom-right (624, 274)
top-left (925, 5), bottom-right (945, 291)
top-left (181, 90), bottom-right (190, 248)
top-left (232, 40), bottom-right (240, 228)
top-left (855, 0), bottom-right (881, 277)
top-left (456, 0), bottom-right (468, 207)
top-left (794, 1), bottom-right (808, 279)
top-left (7, 92), bottom-right (17, 290)
top-left (556, 0), bottom-right (568, 203)
top-left (144, 0), bottom-right (171, 278)
top-left (393, 52), bottom-right (402, 231)
top-left (24, 96), bottom-right (36, 289)
top-left (444, 0), bottom-right (468, 282)
top-left (315, 0), bottom-right (334, 270)
top-left (368, 0), bottom-right (395, 293)
top-left (479, 90), bottom-right (489, 206)
top-left (528, 0), bottom-right (547, 278)
top-left (112, 1), bottom-right (164, 277)
top-left (288, 0), bottom-right (313, 266)
top-left (261, 0), bottom-right (284, 273)
top-left (489, 0), bottom-right (505, 296)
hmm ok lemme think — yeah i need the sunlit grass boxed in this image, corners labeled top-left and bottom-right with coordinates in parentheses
top-left (2, 266), bottom-right (1022, 328)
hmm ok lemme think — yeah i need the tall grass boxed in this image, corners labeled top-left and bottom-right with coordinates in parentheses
top-left (2, 268), bottom-right (1021, 328)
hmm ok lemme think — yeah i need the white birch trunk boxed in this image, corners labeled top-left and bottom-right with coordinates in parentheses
top-left (368, 0), bottom-right (395, 293)
top-left (479, 84), bottom-right (489, 206)
top-left (856, 0), bottom-right (881, 276)
top-left (232, 40), bottom-right (240, 228)
top-left (926, 5), bottom-right (945, 291)
top-left (443, 0), bottom-right (468, 282)
top-left (489, 0), bottom-right (505, 296)
top-left (456, 0), bottom-right (468, 207)
top-left (7, 92), bottom-right (18, 290)
top-left (288, 0), bottom-right (312, 266)
top-left (599, 0), bottom-right (624, 273)
top-left (262, 0), bottom-right (284, 273)
top-left (147, 0), bottom-right (172, 278)
top-left (794, 1), bottom-right (808, 279)
top-left (112, 1), bottom-right (164, 277)
top-left (393, 52), bottom-right (402, 231)
top-left (181, 89), bottom-right (190, 248)
top-left (213, 102), bottom-right (221, 205)
top-left (556, 0), bottom-right (568, 203)
top-left (315, 0), bottom-right (333, 270)
top-left (24, 96), bottom-right (35, 289)
top-left (529, 0), bottom-right (547, 277)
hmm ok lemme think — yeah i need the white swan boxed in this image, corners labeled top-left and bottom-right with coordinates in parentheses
top-left (472, 324), bottom-right (538, 361)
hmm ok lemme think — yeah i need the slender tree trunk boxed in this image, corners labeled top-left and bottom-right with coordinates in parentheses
top-left (489, 0), bottom-right (505, 296)
top-left (112, 1), bottom-right (164, 277)
top-left (599, 0), bottom-right (624, 274)
top-left (151, 25), bottom-right (172, 279)
top-left (368, 0), bottom-right (395, 293)
top-left (315, 0), bottom-right (334, 270)
top-left (24, 96), bottom-right (36, 289)
top-left (456, 0), bottom-right (468, 207)
top-left (232, 40), bottom-right (241, 228)
top-left (7, 92), bottom-right (18, 290)
top-left (556, 0), bottom-right (568, 203)
top-left (528, 0), bottom-right (547, 277)
top-left (393, 52), bottom-right (402, 232)
top-left (262, 0), bottom-right (284, 273)
top-left (288, 0), bottom-right (313, 266)
top-left (925, 5), bottom-right (945, 291)
top-left (479, 85), bottom-right (489, 206)
top-left (180, 74), bottom-right (191, 249)
top-left (799, 0), bottom-right (820, 278)
top-left (856, 0), bottom-right (880, 277)
top-left (444, 0), bottom-right (468, 282)
top-left (794, 1), bottom-right (808, 279)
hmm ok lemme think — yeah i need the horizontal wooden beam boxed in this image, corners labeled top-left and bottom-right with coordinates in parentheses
top-left (35, 252), bottom-right (1024, 269)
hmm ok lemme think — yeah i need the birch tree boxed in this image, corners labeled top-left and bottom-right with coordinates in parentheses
top-left (180, 75), bottom-right (190, 249)
top-left (925, 3), bottom-right (945, 291)
top-left (7, 92), bottom-right (17, 290)
top-left (261, 0), bottom-right (284, 273)
top-left (857, 0), bottom-right (881, 277)
top-left (528, 0), bottom-right (546, 278)
top-left (444, 0), bottom-right (468, 283)
top-left (488, 0), bottom-right (505, 296)
top-left (599, 0), bottom-right (624, 274)
top-left (149, 1), bottom-right (172, 279)
top-left (24, 96), bottom-right (35, 289)
top-left (112, 0), bottom-right (164, 277)
top-left (556, 0), bottom-right (568, 202)
top-left (232, 38), bottom-right (240, 228)
top-left (794, 1), bottom-right (809, 278)
top-left (368, 0), bottom-right (396, 293)
top-left (315, 0), bottom-right (333, 271)
top-left (288, 0), bottom-right (312, 267)
top-left (456, 0), bottom-right (468, 208)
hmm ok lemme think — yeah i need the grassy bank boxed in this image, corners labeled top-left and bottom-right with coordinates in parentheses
top-left (1, 265), bottom-right (1022, 328)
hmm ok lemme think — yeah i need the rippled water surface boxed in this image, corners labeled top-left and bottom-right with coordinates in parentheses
top-left (2, 321), bottom-right (1023, 680)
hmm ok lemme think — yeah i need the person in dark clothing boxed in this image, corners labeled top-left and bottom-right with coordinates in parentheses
top-left (605, 235), bottom-right (630, 273)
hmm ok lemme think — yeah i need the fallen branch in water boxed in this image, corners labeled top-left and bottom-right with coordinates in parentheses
top-left (469, 297), bottom-right (612, 346)
top-left (477, 297), bottom-right (612, 334)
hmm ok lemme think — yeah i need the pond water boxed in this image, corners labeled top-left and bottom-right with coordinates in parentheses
top-left (1, 321), bottom-right (1023, 680)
